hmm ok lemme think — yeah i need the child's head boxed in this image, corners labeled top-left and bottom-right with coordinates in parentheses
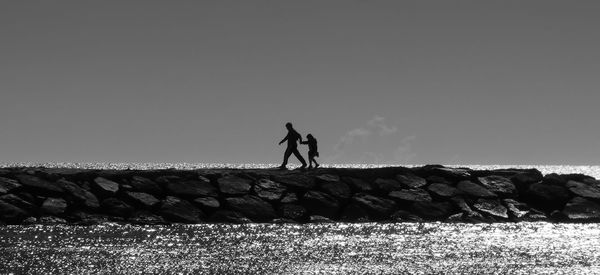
top-left (306, 134), bottom-right (314, 140)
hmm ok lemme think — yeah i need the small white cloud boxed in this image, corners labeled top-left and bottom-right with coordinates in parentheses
top-left (328, 116), bottom-right (416, 164)
top-left (334, 128), bottom-right (370, 150)
top-left (367, 115), bottom-right (398, 136)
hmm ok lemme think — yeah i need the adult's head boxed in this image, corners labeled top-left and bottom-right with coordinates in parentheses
top-left (285, 122), bottom-right (293, 130)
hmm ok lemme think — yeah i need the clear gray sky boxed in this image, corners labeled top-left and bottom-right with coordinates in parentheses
top-left (1, 1), bottom-right (599, 165)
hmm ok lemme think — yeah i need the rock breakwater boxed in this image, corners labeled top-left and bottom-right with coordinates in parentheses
top-left (1, 165), bottom-right (600, 225)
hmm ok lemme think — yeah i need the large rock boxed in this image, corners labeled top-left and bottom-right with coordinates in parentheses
top-left (81, 190), bottom-right (100, 209)
top-left (562, 197), bottom-right (600, 221)
top-left (584, 178), bottom-right (600, 186)
top-left (93, 177), bottom-right (120, 195)
top-left (280, 194), bottom-right (297, 204)
top-left (209, 210), bottom-right (251, 223)
top-left (155, 176), bottom-right (182, 185)
top-left (389, 188), bottom-right (432, 203)
top-left (543, 173), bottom-right (567, 186)
top-left (0, 177), bottom-right (21, 194)
top-left (218, 175), bottom-right (252, 195)
top-left (511, 170), bottom-right (543, 190)
top-left (503, 199), bottom-right (529, 219)
top-left (411, 201), bottom-right (453, 220)
top-left (373, 178), bottom-right (403, 192)
top-left (457, 181), bottom-right (496, 198)
top-left (527, 182), bottom-right (570, 209)
top-left (426, 175), bottom-right (452, 185)
top-left (159, 196), bottom-right (204, 223)
top-left (226, 195), bottom-right (277, 222)
top-left (193, 197), bottom-right (220, 210)
top-left (0, 201), bottom-right (28, 222)
top-left (321, 181), bottom-right (351, 200)
top-left (566, 180), bottom-right (600, 199)
top-left (0, 194), bottom-right (36, 212)
top-left (41, 198), bottom-right (68, 215)
top-left (342, 177), bottom-right (372, 192)
top-left (55, 179), bottom-right (88, 202)
top-left (302, 191), bottom-right (339, 219)
top-left (427, 166), bottom-right (472, 181)
top-left (395, 174), bottom-right (427, 188)
top-left (253, 178), bottom-right (286, 201)
top-left (502, 199), bottom-right (545, 220)
top-left (129, 176), bottom-right (163, 195)
top-left (16, 175), bottom-right (63, 194)
top-left (126, 192), bottom-right (160, 208)
top-left (562, 174), bottom-right (596, 183)
top-left (450, 196), bottom-right (481, 217)
top-left (352, 193), bottom-right (396, 219)
top-left (315, 174), bottom-right (340, 185)
top-left (280, 204), bottom-right (307, 221)
top-left (473, 199), bottom-right (508, 219)
top-left (101, 198), bottom-right (134, 217)
top-left (165, 180), bottom-right (217, 197)
top-left (428, 183), bottom-right (460, 198)
top-left (478, 176), bottom-right (517, 197)
top-left (273, 174), bottom-right (316, 190)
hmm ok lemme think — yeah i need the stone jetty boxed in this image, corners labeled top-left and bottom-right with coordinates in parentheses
top-left (1, 165), bottom-right (600, 225)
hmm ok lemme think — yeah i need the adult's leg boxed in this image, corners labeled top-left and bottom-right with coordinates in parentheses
top-left (281, 147), bottom-right (293, 167)
top-left (291, 147), bottom-right (307, 167)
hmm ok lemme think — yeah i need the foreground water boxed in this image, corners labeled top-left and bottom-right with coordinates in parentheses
top-left (1, 223), bottom-right (600, 274)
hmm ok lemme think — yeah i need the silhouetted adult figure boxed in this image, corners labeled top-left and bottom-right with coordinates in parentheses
top-left (278, 122), bottom-right (307, 169)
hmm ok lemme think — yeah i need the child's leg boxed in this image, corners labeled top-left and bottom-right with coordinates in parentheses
top-left (308, 152), bottom-right (317, 167)
top-left (310, 152), bottom-right (319, 168)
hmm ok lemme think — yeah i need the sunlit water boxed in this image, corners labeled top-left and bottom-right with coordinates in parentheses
top-left (2, 163), bottom-right (600, 274)
top-left (1, 223), bottom-right (600, 274)
top-left (2, 162), bottom-right (600, 178)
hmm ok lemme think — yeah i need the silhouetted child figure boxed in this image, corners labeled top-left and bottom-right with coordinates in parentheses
top-left (301, 134), bottom-right (319, 169)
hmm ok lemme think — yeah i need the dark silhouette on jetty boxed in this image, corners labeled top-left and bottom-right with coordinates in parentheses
top-left (1, 165), bottom-right (600, 225)
top-left (278, 122), bottom-right (307, 170)
top-left (300, 134), bottom-right (319, 169)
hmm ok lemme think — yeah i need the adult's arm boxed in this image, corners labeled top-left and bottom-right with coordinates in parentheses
top-left (278, 133), bottom-right (289, 145)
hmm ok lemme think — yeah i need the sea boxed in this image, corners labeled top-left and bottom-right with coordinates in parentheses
top-left (1, 163), bottom-right (600, 274)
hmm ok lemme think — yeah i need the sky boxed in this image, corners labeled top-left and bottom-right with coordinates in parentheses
top-left (1, 1), bottom-right (600, 165)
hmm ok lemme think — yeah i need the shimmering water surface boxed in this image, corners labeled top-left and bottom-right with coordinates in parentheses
top-left (2, 163), bottom-right (600, 274)
top-left (1, 223), bottom-right (600, 274)
top-left (3, 162), bottom-right (600, 178)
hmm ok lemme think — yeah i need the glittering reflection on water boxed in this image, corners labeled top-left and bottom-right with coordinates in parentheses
top-left (1, 223), bottom-right (600, 274)
top-left (2, 162), bottom-right (600, 178)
